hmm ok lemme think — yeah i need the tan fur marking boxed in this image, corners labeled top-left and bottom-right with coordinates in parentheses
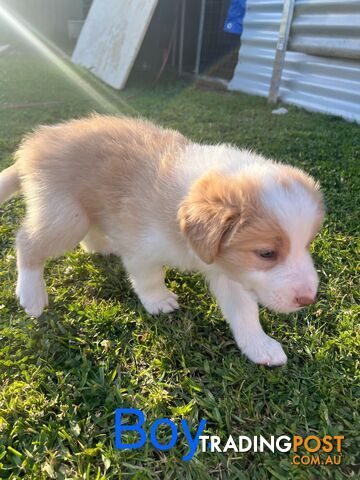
top-left (177, 172), bottom-right (243, 263)
top-left (178, 171), bottom-right (291, 269)
top-left (14, 115), bottom-right (189, 259)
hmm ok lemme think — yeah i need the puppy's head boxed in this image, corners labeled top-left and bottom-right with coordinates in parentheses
top-left (178, 165), bottom-right (324, 313)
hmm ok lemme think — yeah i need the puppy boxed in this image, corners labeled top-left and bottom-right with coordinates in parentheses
top-left (0, 115), bottom-right (324, 366)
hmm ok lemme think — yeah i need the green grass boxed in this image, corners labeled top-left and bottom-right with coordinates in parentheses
top-left (0, 51), bottom-right (359, 479)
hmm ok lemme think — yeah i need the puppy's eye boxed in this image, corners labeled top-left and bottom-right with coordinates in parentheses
top-left (257, 249), bottom-right (277, 260)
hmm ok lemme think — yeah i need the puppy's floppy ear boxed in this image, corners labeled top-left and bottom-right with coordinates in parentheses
top-left (177, 171), bottom-right (243, 263)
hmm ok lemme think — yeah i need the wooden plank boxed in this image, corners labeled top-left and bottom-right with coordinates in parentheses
top-left (72, 0), bottom-right (159, 90)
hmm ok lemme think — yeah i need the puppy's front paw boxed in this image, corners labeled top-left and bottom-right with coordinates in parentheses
top-left (141, 290), bottom-right (179, 314)
top-left (242, 334), bottom-right (287, 367)
top-left (16, 271), bottom-right (48, 318)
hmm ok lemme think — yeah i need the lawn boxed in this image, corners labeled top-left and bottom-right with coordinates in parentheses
top-left (0, 50), bottom-right (359, 479)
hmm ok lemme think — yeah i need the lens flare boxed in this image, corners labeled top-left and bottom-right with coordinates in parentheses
top-left (0, 1), bottom-right (135, 115)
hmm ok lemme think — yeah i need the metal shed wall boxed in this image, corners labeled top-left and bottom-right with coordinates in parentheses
top-left (228, 0), bottom-right (360, 122)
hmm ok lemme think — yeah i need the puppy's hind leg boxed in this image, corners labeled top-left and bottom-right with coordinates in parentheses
top-left (16, 198), bottom-right (89, 317)
top-left (123, 258), bottom-right (179, 314)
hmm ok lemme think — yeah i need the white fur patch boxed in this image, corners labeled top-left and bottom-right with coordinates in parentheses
top-left (16, 267), bottom-right (48, 317)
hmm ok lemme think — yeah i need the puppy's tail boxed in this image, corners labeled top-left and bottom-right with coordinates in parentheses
top-left (0, 165), bottom-right (20, 204)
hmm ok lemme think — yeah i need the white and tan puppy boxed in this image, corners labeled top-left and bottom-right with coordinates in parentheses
top-left (0, 116), bottom-right (324, 366)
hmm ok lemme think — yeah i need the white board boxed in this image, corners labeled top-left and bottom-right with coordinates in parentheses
top-left (72, 0), bottom-right (159, 89)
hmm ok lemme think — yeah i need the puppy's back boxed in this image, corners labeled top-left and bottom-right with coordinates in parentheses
top-left (14, 115), bottom-right (189, 219)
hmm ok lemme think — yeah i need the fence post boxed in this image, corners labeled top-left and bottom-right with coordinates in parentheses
top-left (178, 0), bottom-right (186, 75)
top-left (268, 0), bottom-right (295, 104)
top-left (194, 0), bottom-right (206, 75)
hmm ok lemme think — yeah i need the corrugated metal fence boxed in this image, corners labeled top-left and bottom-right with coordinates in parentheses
top-left (0, 0), bottom-right (84, 45)
top-left (290, 0), bottom-right (360, 60)
top-left (229, 0), bottom-right (360, 122)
